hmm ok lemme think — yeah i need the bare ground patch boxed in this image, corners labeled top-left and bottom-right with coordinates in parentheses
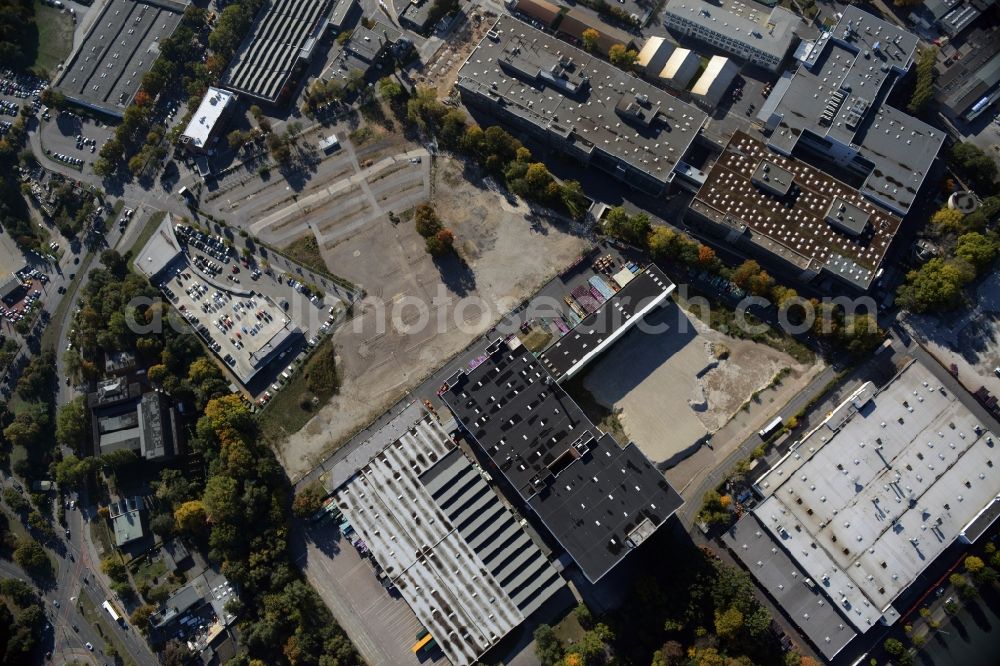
top-left (273, 156), bottom-right (590, 478)
top-left (582, 301), bottom-right (821, 465)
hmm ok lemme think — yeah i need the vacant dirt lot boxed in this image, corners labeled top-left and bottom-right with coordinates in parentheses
top-left (582, 301), bottom-right (816, 466)
top-left (274, 156), bottom-right (591, 477)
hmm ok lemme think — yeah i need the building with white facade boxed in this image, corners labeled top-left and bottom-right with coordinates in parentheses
top-left (663, 0), bottom-right (803, 72)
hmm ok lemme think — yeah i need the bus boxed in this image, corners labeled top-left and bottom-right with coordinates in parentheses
top-left (758, 416), bottom-right (783, 441)
top-left (102, 600), bottom-right (123, 624)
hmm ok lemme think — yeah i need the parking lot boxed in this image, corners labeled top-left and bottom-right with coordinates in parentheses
top-left (297, 519), bottom-right (447, 666)
top-left (147, 221), bottom-right (344, 398)
top-left (40, 110), bottom-right (116, 172)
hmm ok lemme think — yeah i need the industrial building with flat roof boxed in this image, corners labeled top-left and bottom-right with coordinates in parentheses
top-left (757, 7), bottom-right (944, 216)
top-left (936, 23), bottom-right (1000, 122)
top-left (441, 333), bottom-right (683, 583)
top-left (88, 379), bottom-right (182, 461)
top-left (689, 131), bottom-right (903, 290)
top-left (222, 0), bottom-right (334, 104)
top-left (539, 265), bottom-right (675, 380)
top-left (728, 359), bottom-right (1000, 660)
top-left (57, 0), bottom-right (186, 117)
top-left (179, 87), bottom-right (237, 152)
top-left (333, 410), bottom-right (566, 666)
top-left (457, 16), bottom-right (708, 196)
top-left (663, 0), bottom-right (803, 72)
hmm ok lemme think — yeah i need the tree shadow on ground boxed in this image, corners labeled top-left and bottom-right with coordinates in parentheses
top-left (432, 251), bottom-right (476, 297)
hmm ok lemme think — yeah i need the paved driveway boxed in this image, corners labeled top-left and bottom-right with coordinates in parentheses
top-left (293, 520), bottom-right (448, 666)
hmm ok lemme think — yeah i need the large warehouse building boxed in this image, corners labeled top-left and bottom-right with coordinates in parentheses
top-left (222, 0), bottom-right (335, 104)
top-left (57, 0), bottom-right (185, 117)
top-left (663, 0), bottom-right (803, 72)
top-left (756, 7), bottom-right (944, 217)
top-left (457, 16), bottom-right (708, 196)
top-left (689, 132), bottom-right (903, 290)
top-left (441, 294), bottom-right (684, 584)
top-left (333, 408), bottom-right (566, 666)
top-left (726, 359), bottom-right (1000, 661)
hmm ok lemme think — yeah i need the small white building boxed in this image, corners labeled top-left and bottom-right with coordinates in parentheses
top-left (318, 134), bottom-right (340, 153)
top-left (635, 36), bottom-right (676, 79)
top-left (180, 87), bottom-right (236, 153)
top-left (690, 55), bottom-right (740, 107)
top-left (659, 48), bottom-right (701, 90)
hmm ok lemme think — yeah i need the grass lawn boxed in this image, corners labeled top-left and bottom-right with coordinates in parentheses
top-left (130, 556), bottom-right (167, 589)
top-left (89, 518), bottom-right (114, 557)
top-left (127, 210), bottom-right (167, 264)
top-left (552, 609), bottom-right (587, 645)
top-left (674, 290), bottom-right (816, 365)
top-left (31, 1), bottom-right (74, 77)
top-left (519, 326), bottom-right (553, 353)
top-left (280, 234), bottom-right (330, 275)
top-left (259, 338), bottom-right (339, 444)
top-left (78, 589), bottom-right (138, 666)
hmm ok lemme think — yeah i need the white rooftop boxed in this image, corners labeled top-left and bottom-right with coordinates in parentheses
top-left (333, 413), bottom-right (564, 665)
top-left (753, 361), bottom-right (999, 631)
top-left (181, 87), bottom-right (235, 148)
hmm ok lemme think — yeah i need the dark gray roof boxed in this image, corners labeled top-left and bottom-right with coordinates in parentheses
top-left (457, 16), bottom-right (707, 190)
top-left (329, 0), bottom-right (357, 29)
top-left (943, 50), bottom-right (1000, 116)
top-left (962, 496), bottom-right (1000, 544)
top-left (139, 392), bottom-right (175, 460)
top-left (724, 514), bottom-right (858, 661)
top-left (441, 339), bottom-right (682, 582)
top-left (399, 0), bottom-right (435, 31)
top-left (764, 7), bottom-right (941, 215)
top-left (539, 265), bottom-right (674, 380)
top-left (344, 21), bottom-right (401, 63)
top-left (222, 0), bottom-right (333, 103)
top-left (57, 0), bottom-right (184, 117)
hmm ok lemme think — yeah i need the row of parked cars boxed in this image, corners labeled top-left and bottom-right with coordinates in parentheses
top-left (176, 224), bottom-right (232, 264)
top-left (47, 149), bottom-right (84, 167)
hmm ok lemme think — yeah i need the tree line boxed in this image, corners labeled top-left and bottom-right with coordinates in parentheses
top-left (602, 206), bottom-right (884, 356)
top-left (393, 84), bottom-right (590, 221)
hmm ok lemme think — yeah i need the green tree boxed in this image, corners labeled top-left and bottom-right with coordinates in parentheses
top-left (55, 396), bottom-right (89, 450)
top-left (897, 258), bottom-right (974, 313)
top-left (883, 637), bottom-right (904, 657)
top-left (292, 482), bottom-right (327, 519)
top-left (951, 142), bottom-right (998, 192)
top-left (582, 28), bottom-right (600, 53)
top-left (101, 556), bottom-right (128, 583)
top-left (533, 624), bottom-right (563, 666)
top-left (907, 47), bottom-right (938, 114)
top-left (378, 77), bottom-right (405, 104)
top-left (731, 259), bottom-right (762, 290)
top-left (174, 500), bottom-right (208, 536)
top-left (955, 231), bottom-right (998, 272)
top-left (13, 541), bottom-right (52, 579)
top-left (609, 44), bottom-right (638, 69)
top-left (931, 206), bottom-right (965, 232)
top-left (965, 555), bottom-right (985, 574)
top-left (130, 604), bottom-right (156, 634)
top-left (714, 606), bottom-right (744, 640)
